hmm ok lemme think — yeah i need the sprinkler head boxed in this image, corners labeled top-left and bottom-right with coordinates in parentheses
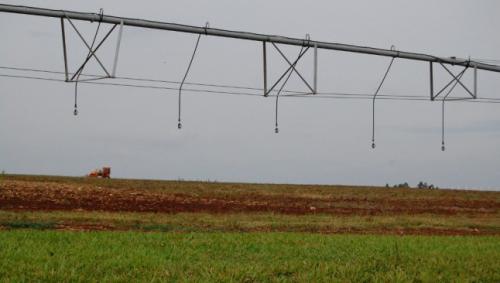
top-left (441, 145), bottom-right (445, 151)
top-left (274, 127), bottom-right (279, 134)
top-left (177, 122), bottom-right (182, 130)
top-left (371, 143), bottom-right (376, 149)
top-left (73, 108), bottom-right (78, 116)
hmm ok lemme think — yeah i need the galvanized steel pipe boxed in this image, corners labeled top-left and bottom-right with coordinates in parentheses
top-left (1, 4), bottom-right (500, 73)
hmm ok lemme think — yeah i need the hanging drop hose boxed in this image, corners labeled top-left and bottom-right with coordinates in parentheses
top-left (274, 65), bottom-right (295, 133)
top-left (73, 9), bottom-right (104, 116)
top-left (73, 81), bottom-right (79, 116)
top-left (275, 36), bottom-right (309, 133)
top-left (371, 52), bottom-right (396, 149)
top-left (441, 67), bottom-right (468, 151)
top-left (178, 24), bottom-right (206, 129)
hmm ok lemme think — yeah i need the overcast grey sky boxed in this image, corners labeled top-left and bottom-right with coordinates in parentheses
top-left (1, 0), bottom-right (499, 190)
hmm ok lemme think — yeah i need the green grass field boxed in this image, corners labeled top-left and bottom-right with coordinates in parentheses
top-left (1, 230), bottom-right (499, 282)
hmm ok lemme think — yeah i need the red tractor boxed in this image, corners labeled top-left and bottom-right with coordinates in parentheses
top-left (88, 167), bottom-right (111, 178)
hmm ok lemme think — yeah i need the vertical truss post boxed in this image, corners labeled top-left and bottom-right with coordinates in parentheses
top-left (429, 62), bottom-right (434, 101)
top-left (112, 20), bottom-right (124, 78)
top-left (474, 64), bottom-right (478, 98)
top-left (314, 43), bottom-right (318, 94)
top-left (263, 41), bottom-right (268, 96)
top-left (60, 18), bottom-right (69, 82)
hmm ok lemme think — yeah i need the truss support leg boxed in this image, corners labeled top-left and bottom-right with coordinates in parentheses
top-left (429, 62), bottom-right (434, 101)
top-left (112, 20), bottom-right (124, 78)
top-left (474, 64), bottom-right (478, 98)
top-left (314, 43), bottom-right (318, 94)
top-left (60, 18), bottom-right (69, 82)
top-left (263, 41), bottom-right (268, 96)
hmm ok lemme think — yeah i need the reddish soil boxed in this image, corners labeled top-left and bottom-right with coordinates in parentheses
top-left (1, 180), bottom-right (498, 216)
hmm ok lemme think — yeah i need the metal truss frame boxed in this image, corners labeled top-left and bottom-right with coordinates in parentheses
top-left (60, 14), bottom-right (124, 83)
top-left (429, 62), bottom-right (478, 101)
top-left (262, 38), bottom-right (318, 97)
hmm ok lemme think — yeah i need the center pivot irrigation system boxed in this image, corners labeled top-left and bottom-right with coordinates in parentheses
top-left (1, 4), bottom-right (500, 151)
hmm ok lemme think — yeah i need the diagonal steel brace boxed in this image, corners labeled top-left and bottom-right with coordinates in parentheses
top-left (432, 67), bottom-right (468, 100)
top-left (69, 24), bottom-right (117, 81)
top-left (439, 63), bottom-right (474, 98)
top-left (64, 16), bottom-right (114, 79)
top-left (271, 43), bottom-right (315, 93)
top-left (265, 46), bottom-right (310, 96)
top-left (431, 64), bottom-right (475, 100)
top-left (60, 15), bottom-right (124, 82)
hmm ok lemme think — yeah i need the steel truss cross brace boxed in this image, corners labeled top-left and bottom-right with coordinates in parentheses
top-left (429, 62), bottom-right (478, 101)
top-left (429, 64), bottom-right (477, 151)
top-left (60, 15), bottom-right (124, 82)
top-left (262, 40), bottom-right (318, 97)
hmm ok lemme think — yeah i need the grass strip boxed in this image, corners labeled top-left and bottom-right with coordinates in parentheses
top-left (0, 230), bottom-right (498, 282)
top-left (0, 210), bottom-right (498, 234)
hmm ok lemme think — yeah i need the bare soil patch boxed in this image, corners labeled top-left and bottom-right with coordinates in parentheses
top-left (1, 179), bottom-right (498, 216)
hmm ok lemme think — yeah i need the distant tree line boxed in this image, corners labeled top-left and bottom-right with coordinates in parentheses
top-left (385, 182), bottom-right (438, 189)
top-left (416, 181), bottom-right (438, 189)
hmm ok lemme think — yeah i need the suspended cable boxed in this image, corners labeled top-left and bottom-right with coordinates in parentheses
top-left (2, 65), bottom-right (465, 98)
top-left (3, 72), bottom-right (500, 104)
top-left (372, 48), bottom-right (396, 149)
top-left (0, 65), bottom-right (301, 95)
top-left (4, 65), bottom-right (500, 102)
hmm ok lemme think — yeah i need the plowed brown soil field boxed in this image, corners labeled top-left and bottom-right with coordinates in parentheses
top-left (1, 179), bottom-right (498, 215)
top-left (1, 175), bottom-right (499, 235)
